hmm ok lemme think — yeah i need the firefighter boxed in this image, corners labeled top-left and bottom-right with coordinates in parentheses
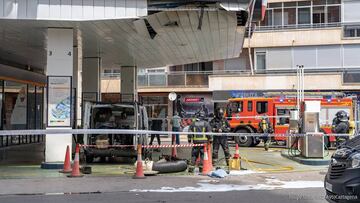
top-left (210, 108), bottom-right (231, 169)
top-left (332, 110), bottom-right (350, 146)
top-left (188, 112), bottom-right (212, 173)
top-left (258, 115), bottom-right (273, 151)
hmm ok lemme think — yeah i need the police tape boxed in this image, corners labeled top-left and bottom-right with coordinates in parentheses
top-left (81, 143), bottom-right (205, 148)
top-left (0, 129), bottom-right (355, 137)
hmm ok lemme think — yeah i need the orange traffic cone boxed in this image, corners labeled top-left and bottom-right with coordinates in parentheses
top-left (207, 143), bottom-right (213, 171)
top-left (233, 144), bottom-right (240, 159)
top-left (68, 144), bottom-right (83, 178)
top-left (202, 144), bottom-right (211, 175)
top-left (133, 144), bottom-right (146, 179)
top-left (171, 135), bottom-right (177, 158)
top-left (59, 145), bottom-right (72, 173)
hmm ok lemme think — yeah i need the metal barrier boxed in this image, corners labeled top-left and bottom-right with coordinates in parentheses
top-left (0, 129), bottom-right (353, 138)
top-left (0, 134), bottom-right (45, 148)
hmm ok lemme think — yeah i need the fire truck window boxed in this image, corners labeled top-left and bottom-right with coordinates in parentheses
top-left (276, 109), bottom-right (290, 125)
top-left (256, 101), bottom-right (268, 114)
top-left (230, 102), bottom-right (243, 113)
top-left (248, 101), bottom-right (253, 112)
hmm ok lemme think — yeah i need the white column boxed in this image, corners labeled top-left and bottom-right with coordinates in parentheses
top-left (43, 28), bottom-right (74, 166)
top-left (82, 57), bottom-right (101, 102)
top-left (120, 66), bottom-right (137, 102)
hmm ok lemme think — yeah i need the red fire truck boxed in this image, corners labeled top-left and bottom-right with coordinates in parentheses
top-left (225, 97), bottom-right (355, 147)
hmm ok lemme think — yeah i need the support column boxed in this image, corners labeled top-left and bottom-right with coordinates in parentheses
top-left (82, 57), bottom-right (101, 102)
top-left (42, 28), bottom-right (74, 168)
top-left (121, 66), bottom-right (137, 102)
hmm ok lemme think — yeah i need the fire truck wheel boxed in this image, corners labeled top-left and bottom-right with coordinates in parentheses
top-left (234, 129), bottom-right (253, 147)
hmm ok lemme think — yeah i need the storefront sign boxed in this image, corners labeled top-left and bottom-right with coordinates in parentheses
top-left (184, 97), bottom-right (204, 103)
top-left (47, 76), bottom-right (72, 127)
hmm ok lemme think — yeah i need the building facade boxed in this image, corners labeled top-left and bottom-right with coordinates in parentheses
top-left (101, 0), bottom-right (360, 130)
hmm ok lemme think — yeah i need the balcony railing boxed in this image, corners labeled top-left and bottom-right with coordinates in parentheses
top-left (253, 22), bottom-right (342, 32)
top-left (137, 70), bottom-right (251, 88)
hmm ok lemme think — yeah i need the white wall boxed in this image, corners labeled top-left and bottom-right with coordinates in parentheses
top-left (0, 0), bottom-right (147, 20)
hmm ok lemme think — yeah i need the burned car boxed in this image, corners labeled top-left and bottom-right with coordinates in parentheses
top-left (82, 102), bottom-right (149, 163)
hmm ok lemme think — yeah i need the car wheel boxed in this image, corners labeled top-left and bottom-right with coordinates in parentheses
top-left (234, 129), bottom-right (253, 147)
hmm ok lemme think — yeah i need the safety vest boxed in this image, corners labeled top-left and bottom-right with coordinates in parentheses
top-left (192, 125), bottom-right (207, 142)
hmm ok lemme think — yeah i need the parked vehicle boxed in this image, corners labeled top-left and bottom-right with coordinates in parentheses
top-left (226, 97), bottom-right (355, 147)
top-left (82, 102), bottom-right (149, 163)
top-left (325, 135), bottom-right (360, 203)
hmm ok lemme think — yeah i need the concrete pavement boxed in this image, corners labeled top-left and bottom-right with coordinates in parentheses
top-left (0, 189), bottom-right (328, 203)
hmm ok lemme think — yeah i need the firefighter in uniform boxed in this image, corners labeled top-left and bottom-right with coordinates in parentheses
top-left (258, 115), bottom-right (273, 151)
top-left (188, 112), bottom-right (212, 173)
top-left (210, 108), bottom-right (231, 168)
top-left (332, 110), bottom-right (350, 146)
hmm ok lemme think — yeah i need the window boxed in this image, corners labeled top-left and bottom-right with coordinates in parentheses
top-left (261, 10), bottom-right (273, 26)
top-left (344, 26), bottom-right (360, 38)
top-left (313, 6), bottom-right (326, 24)
top-left (229, 101), bottom-right (243, 114)
top-left (276, 108), bottom-right (291, 125)
top-left (298, 7), bottom-right (311, 24)
top-left (283, 8), bottom-right (296, 25)
top-left (274, 8), bottom-right (283, 26)
top-left (247, 101), bottom-right (253, 112)
top-left (199, 62), bottom-right (213, 72)
top-left (256, 52), bottom-right (266, 71)
top-left (343, 72), bottom-right (360, 84)
top-left (184, 63), bottom-right (199, 72)
top-left (256, 101), bottom-right (268, 114)
top-left (327, 6), bottom-right (340, 23)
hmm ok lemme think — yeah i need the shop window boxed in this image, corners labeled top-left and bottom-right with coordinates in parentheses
top-left (256, 101), bottom-right (268, 114)
top-left (4, 81), bottom-right (27, 130)
top-left (35, 87), bottom-right (43, 129)
top-left (27, 85), bottom-right (36, 129)
top-left (247, 101), bottom-right (253, 112)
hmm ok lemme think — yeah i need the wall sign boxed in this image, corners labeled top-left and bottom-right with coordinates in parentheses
top-left (47, 76), bottom-right (72, 127)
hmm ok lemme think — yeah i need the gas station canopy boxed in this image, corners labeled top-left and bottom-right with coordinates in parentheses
top-left (0, 0), bottom-right (261, 70)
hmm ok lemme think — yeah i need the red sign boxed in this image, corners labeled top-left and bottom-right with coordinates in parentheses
top-left (184, 98), bottom-right (203, 103)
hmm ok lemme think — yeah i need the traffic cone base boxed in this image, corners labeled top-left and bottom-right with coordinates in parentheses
top-left (59, 145), bottom-right (72, 173)
top-left (67, 144), bottom-right (83, 178)
top-left (202, 145), bottom-right (211, 175)
top-left (133, 145), bottom-right (146, 179)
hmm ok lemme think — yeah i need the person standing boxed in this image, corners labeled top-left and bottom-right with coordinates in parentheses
top-left (210, 108), bottom-right (231, 168)
top-left (171, 112), bottom-right (182, 145)
top-left (150, 113), bottom-right (162, 147)
top-left (332, 110), bottom-right (350, 146)
top-left (188, 112), bottom-right (212, 173)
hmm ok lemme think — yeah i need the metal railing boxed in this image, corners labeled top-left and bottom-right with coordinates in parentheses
top-left (137, 70), bottom-right (251, 88)
top-left (253, 22), bottom-right (342, 32)
top-left (0, 134), bottom-right (45, 148)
